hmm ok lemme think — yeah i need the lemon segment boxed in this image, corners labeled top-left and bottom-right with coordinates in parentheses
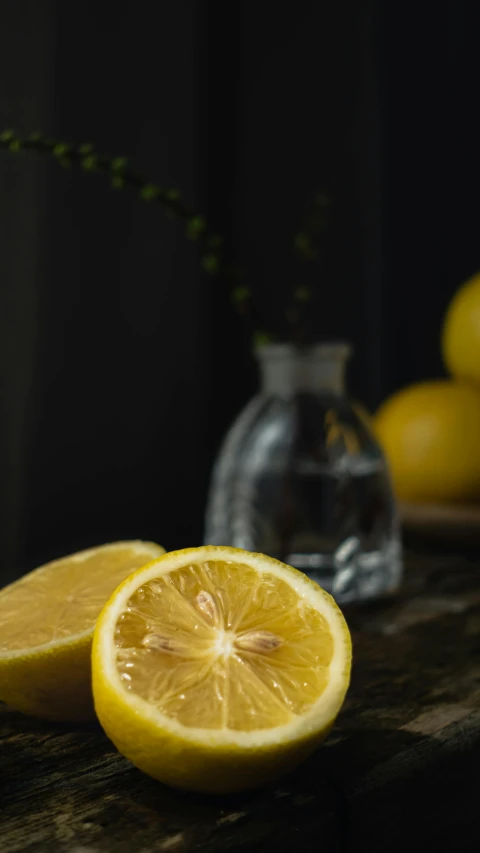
top-left (92, 546), bottom-right (351, 793)
top-left (0, 540), bottom-right (165, 721)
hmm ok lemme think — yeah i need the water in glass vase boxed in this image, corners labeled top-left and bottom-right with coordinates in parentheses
top-left (204, 344), bottom-right (402, 605)
top-left (282, 455), bottom-right (401, 602)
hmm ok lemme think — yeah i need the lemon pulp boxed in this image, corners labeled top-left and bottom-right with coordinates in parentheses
top-left (113, 558), bottom-right (335, 731)
top-left (0, 540), bottom-right (164, 720)
top-left (0, 542), bottom-right (164, 651)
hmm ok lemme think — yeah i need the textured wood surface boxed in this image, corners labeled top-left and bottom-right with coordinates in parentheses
top-left (401, 501), bottom-right (480, 542)
top-left (1, 548), bottom-right (479, 853)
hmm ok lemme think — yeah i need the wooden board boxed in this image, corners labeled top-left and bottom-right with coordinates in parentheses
top-left (401, 501), bottom-right (480, 542)
top-left (1, 549), bottom-right (480, 852)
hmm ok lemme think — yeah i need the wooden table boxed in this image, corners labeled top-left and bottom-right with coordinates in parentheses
top-left (1, 547), bottom-right (479, 852)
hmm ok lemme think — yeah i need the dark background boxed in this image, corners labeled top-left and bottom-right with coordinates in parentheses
top-left (0, 1), bottom-right (478, 582)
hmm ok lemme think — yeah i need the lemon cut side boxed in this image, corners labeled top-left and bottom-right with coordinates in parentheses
top-left (0, 540), bottom-right (165, 720)
top-left (93, 546), bottom-right (351, 793)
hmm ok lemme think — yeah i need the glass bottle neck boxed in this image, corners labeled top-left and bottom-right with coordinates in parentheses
top-left (256, 343), bottom-right (350, 397)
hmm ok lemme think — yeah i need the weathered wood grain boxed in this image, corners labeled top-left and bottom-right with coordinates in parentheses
top-left (1, 549), bottom-right (479, 852)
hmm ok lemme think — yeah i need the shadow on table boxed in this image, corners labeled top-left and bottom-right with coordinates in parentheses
top-left (4, 704), bottom-right (477, 852)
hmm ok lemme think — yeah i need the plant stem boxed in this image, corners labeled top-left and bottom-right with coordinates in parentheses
top-left (0, 129), bottom-right (272, 341)
top-left (0, 129), bottom-right (226, 271)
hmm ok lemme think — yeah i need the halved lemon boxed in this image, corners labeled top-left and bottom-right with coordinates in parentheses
top-left (0, 540), bottom-right (164, 721)
top-left (92, 546), bottom-right (351, 793)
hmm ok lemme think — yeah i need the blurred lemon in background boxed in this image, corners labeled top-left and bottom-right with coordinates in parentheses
top-left (374, 381), bottom-right (480, 504)
top-left (443, 271), bottom-right (480, 384)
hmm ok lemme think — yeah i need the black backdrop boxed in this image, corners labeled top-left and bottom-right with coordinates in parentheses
top-left (1, 1), bottom-right (478, 582)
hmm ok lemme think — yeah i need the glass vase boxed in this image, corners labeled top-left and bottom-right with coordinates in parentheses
top-left (204, 343), bottom-right (402, 604)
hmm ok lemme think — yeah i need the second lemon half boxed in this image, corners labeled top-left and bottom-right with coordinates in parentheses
top-left (0, 540), bottom-right (165, 721)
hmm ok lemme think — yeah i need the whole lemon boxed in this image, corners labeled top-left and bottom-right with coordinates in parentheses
top-left (443, 271), bottom-right (480, 383)
top-left (374, 381), bottom-right (480, 504)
